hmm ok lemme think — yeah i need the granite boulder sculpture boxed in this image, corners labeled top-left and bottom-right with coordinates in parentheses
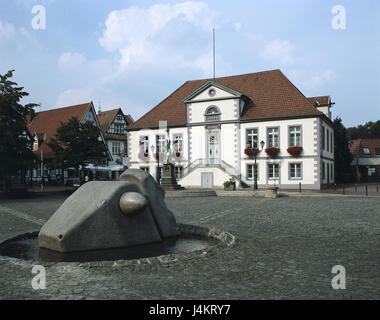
top-left (38, 169), bottom-right (180, 253)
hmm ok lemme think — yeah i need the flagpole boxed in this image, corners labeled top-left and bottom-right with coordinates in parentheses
top-left (213, 28), bottom-right (216, 80)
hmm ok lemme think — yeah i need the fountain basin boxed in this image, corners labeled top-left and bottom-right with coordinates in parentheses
top-left (0, 224), bottom-right (235, 263)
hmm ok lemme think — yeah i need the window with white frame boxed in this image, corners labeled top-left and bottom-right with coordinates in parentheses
top-left (108, 123), bottom-right (125, 135)
top-left (327, 129), bottom-right (330, 152)
top-left (139, 136), bottom-right (149, 153)
top-left (267, 128), bottom-right (279, 147)
top-left (289, 163), bottom-right (302, 179)
top-left (362, 147), bottom-right (370, 156)
top-left (322, 126), bottom-right (326, 150)
top-left (368, 167), bottom-right (376, 176)
top-left (289, 126), bottom-right (301, 147)
top-left (116, 114), bottom-right (124, 121)
top-left (156, 135), bottom-right (165, 153)
top-left (246, 128), bottom-right (258, 148)
top-left (322, 161), bottom-right (325, 180)
top-left (205, 106), bottom-right (221, 122)
top-left (268, 163), bottom-right (279, 179)
top-left (173, 134), bottom-right (183, 152)
top-left (247, 164), bottom-right (259, 180)
top-left (112, 141), bottom-right (121, 155)
top-left (174, 166), bottom-right (183, 179)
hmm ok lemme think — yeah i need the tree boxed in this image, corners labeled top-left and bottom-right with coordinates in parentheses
top-left (347, 120), bottom-right (380, 140)
top-left (0, 70), bottom-right (37, 190)
top-left (333, 117), bottom-right (354, 183)
top-left (48, 117), bottom-right (108, 177)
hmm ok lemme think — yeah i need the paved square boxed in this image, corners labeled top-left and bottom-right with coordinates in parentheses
top-left (0, 194), bottom-right (379, 299)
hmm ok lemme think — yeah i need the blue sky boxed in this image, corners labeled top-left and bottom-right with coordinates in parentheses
top-left (1, 0), bottom-right (379, 127)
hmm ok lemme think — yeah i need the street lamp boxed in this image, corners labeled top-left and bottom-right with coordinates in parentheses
top-left (151, 144), bottom-right (160, 184)
top-left (253, 138), bottom-right (265, 191)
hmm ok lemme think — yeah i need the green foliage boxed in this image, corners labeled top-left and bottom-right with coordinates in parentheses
top-left (347, 120), bottom-right (380, 140)
top-left (0, 70), bottom-right (37, 181)
top-left (333, 117), bottom-right (354, 183)
top-left (48, 117), bottom-right (108, 173)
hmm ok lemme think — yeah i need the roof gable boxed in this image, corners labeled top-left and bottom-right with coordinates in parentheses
top-left (183, 80), bottom-right (243, 102)
top-left (98, 109), bottom-right (120, 134)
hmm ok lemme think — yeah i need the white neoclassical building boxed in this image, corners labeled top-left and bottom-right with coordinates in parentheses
top-left (127, 70), bottom-right (335, 190)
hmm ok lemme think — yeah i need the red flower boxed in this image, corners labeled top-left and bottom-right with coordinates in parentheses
top-left (244, 147), bottom-right (260, 157)
top-left (144, 152), bottom-right (148, 157)
top-left (176, 151), bottom-right (181, 157)
top-left (287, 146), bottom-right (303, 156)
top-left (265, 147), bottom-right (280, 158)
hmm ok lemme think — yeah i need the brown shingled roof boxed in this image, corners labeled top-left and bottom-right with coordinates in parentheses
top-left (97, 109), bottom-right (119, 134)
top-left (129, 69), bottom-right (323, 129)
top-left (26, 102), bottom-right (91, 159)
top-left (349, 138), bottom-right (380, 158)
top-left (307, 96), bottom-right (330, 106)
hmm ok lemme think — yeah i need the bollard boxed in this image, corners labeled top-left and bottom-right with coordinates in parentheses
top-left (334, 183), bottom-right (337, 191)
top-left (342, 184), bottom-right (345, 195)
top-left (299, 182), bottom-right (301, 193)
top-left (366, 185), bottom-right (368, 197)
top-left (355, 184), bottom-right (357, 192)
top-left (377, 185), bottom-right (379, 193)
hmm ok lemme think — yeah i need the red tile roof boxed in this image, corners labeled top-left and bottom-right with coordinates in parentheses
top-left (26, 103), bottom-right (91, 159)
top-left (349, 138), bottom-right (380, 158)
top-left (97, 109), bottom-right (119, 134)
top-left (129, 69), bottom-right (324, 129)
top-left (97, 108), bottom-right (133, 141)
top-left (307, 96), bottom-right (330, 106)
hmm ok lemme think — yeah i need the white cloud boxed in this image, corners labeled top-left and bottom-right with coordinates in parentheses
top-left (234, 22), bottom-right (241, 32)
top-left (259, 39), bottom-right (295, 66)
top-left (0, 20), bottom-right (16, 40)
top-left (288, 68), bottom-right (338, 91)
top-left (58, 52), bottom-right (86, 70)
top-left (98, 2), bottom-right (220, 73)
top-left (56, 88), bottom-right (94, 107)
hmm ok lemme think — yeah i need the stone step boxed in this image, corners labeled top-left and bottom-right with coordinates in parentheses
top-left (166, 190), bottom-right (217, 197)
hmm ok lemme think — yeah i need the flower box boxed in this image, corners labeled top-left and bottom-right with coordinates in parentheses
top-left (244, 147), bottom-right (260, 157)
top-left (265, 147), bottom-right (280, 158)
top-left (287, 146), bottom-right (303, 156)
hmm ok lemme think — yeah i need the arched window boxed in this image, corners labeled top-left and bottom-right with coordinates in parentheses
top-left (204, 105), bottom-right (221, 122)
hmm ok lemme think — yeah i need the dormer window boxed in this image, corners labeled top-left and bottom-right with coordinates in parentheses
top-left (205, 105), bottom-right (221, 122)
top-left (362, 147), bottom-right (371, 156)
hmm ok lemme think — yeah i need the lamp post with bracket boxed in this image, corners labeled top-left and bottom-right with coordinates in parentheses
top-left (252, 138), bottom-right (265, 191)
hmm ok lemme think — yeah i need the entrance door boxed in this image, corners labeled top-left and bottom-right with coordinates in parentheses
top-left (201, 172), bottom-right (213, 188)
top-left (208, 131), bottom-right (220, 165)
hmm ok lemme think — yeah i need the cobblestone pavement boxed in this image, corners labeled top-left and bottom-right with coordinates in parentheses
top-left (0, 194), bottom-right (379, 300)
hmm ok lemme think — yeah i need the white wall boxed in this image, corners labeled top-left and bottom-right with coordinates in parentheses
top-left (129, 127), bottom-right (189, 170)
top-left (179, 167), bottom-right (231, 188)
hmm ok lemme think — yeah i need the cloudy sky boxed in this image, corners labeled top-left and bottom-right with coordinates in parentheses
top-left (1, 0), bottom-right (379, 127)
